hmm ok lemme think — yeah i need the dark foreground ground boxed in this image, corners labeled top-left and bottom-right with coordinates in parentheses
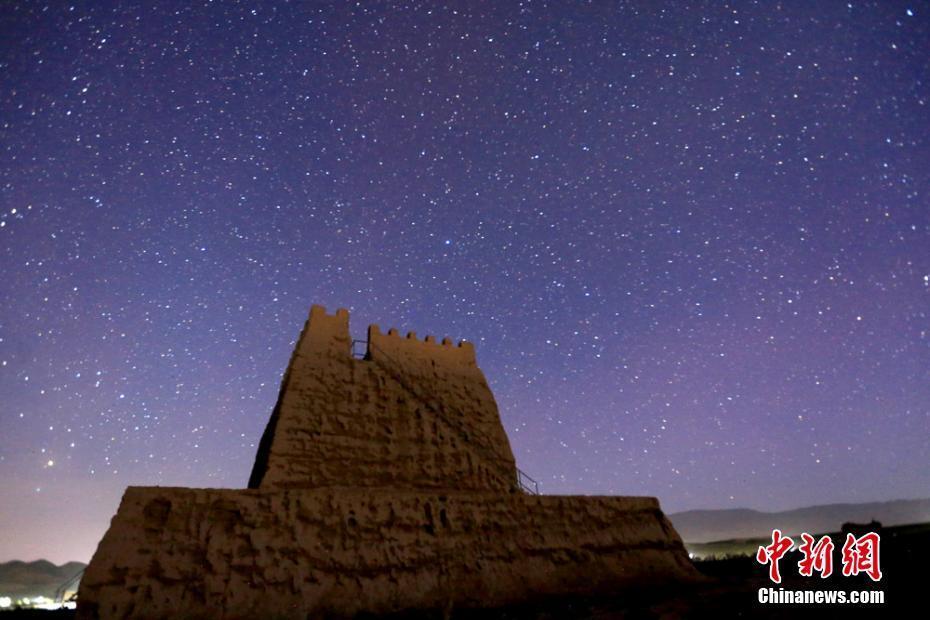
top-left (4, 522), bottom-right (924, 619)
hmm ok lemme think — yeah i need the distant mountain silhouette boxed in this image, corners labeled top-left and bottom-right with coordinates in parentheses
top-left (669, 498), bottom-right (930, 543)
top-left (0, 559), bottom-right (86, 598)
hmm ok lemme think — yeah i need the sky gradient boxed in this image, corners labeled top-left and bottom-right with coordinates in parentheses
top-left (1, 1), bottom-right (928, 564)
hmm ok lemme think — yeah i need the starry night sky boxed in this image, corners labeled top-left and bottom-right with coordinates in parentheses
top-left (1, 1), bottom-right (928, 564)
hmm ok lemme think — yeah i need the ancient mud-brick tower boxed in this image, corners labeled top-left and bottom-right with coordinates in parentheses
top-left (78, 305), bottom-right (697, 619)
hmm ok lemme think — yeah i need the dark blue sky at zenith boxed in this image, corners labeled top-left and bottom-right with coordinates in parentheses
top-left (1, 1), bottom-right (928, 563)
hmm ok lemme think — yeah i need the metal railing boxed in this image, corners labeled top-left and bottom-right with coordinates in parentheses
top-left (351, 339), bottom-right (368, 359)
top-left (55, 566), bottom-right (84, 605)
top-left (517, 468), bottom-right (539, 495)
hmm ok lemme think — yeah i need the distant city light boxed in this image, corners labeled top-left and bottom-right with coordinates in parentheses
top-left (0, 596), bottom-right (75, 611)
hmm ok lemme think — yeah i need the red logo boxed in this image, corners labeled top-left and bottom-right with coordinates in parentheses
top-left (756, 529), bottom-right (794, 583)
top-left (798, 533), bottom-right (834, 578)
top-left (756, 529), bottom-right (882, 582)
top-left (841, 532), bottom-right (882, 581)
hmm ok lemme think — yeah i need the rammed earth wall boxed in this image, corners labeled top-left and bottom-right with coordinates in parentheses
top-left (78, 305), bottom-right (698, 619)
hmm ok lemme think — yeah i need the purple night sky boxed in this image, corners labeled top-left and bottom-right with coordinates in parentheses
top-left (1, 1), bottom-right (927, 564)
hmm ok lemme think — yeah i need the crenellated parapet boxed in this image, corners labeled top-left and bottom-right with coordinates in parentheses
top-left (367, 323), bottom-right (478, 376)
top-left (293, 305), bottom-right (478, 374)
top-left (295, 304), bottom-right (351, 358)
